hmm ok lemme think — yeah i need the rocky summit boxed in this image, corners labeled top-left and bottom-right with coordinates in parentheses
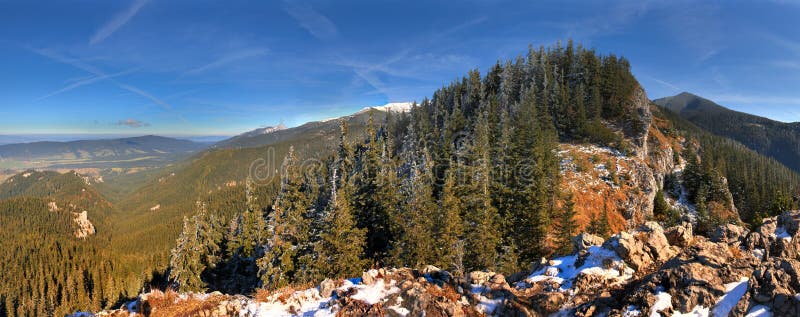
top-left (77, 210), bottom-right (800, 317)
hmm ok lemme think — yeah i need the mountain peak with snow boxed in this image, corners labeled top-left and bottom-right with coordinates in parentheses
top-left (239, 123), bottom-right (287, 138)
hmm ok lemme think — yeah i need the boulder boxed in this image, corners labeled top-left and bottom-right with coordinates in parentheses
top-left (573, 233), bottom-right (606, 253)
top-left (749, 259), bottom-right (800, 316)
top-left (664, 222), bottom-right (693, 247)
top-left (778, 211), bottom-right (800, 235)
top-left (609, 231), bottom-right (654, 270)
top-left (468, 271), bottom-right (495, 285)
top-left (319, 278), bottom-right (338, 297)
top-left (484, 274), bottom-right (510, 291)
top-left (638, 221), bottom-right (676, 262)
top-left (710, 223), bottom-right (749, 245)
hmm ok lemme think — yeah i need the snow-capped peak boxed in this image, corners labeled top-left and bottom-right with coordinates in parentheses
top-left (320, 102), bottom-right (414, 123)
top-left (368, 102), bottom-right (414, 113)
top-left (240, 123), bottom-right (287, 138)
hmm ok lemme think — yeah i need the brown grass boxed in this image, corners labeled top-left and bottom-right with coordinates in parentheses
top-left (253, 282), bottom-right (316, 303)
top-left (144, 291), bottom-right (226, 317)
top-left (729, 246), bottom-right (743, 259)
top-left (425, 284), bottom-right (462, 302)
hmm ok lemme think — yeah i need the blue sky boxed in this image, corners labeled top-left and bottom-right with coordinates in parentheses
top-left (1, 1), bottom-right (799, 137)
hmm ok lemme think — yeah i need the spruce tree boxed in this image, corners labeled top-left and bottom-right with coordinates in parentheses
top-left (314, 179), bottom-right (368, 279)
top-left (556, 193), bottom-right (578, 255)
top-left (436, 167), bottom-right (465, 270)
top-left (258, 147), bottom-right (311, 289)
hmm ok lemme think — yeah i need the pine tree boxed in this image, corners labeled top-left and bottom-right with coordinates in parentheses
top-left (463, 110), bottom-right (501, 271)
top-left (258, 147), bottom-right (311, 289)
top-left (436, 167), bottom-right (464, 270)
top-left (168, 202), bottom-right (223, 292)
top-left (314, 179), bottom-right (368, 278)
top-left (555, 193), bottom-right (578, 255)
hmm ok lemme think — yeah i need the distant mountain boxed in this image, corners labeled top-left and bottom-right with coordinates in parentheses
top-left (654, 92), bottom-right (800, 172)
top-left (212, 102), bottom-right (411, 149)
top-left (0, 135), bottom-right (208, 169)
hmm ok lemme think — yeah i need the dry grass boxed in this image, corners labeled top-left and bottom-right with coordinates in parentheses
top-left (425, 284), bottom-right (462, 302)
top-left (729, 246), bottom-right (743, 259)
top-left (145, 289), bottom-right (180, 311)
top-left (252, 282), bottom-right (316, 303)
top-left (141, 290), bottom-right (226, 317)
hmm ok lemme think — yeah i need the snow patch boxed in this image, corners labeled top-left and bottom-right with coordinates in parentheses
top-left (471, 285), bottom-right (504, 315)
top-left (773, 226), bottom-right (792, 241)
top-left (650, 291), bottom-right (673, 317)
top-left (367, 102), bottom-right (414, 113)
top-left (526, 245), bottom-right (633, 290)
top-left (623, 306), bottom-right (642, 316)
top-left (752, 248), bottom-right (765, 261)
top-left (711, 277), bottom-right (749, 317)
top-left (350, 279), bottom-right (400, 305)
top-left (745, 305), bottom-right (772, 317)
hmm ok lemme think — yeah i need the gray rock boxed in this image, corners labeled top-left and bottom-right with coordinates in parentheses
top-left (319, 278), bottom-right (338, 297)
top-left (573, 232), bottom-right (605, 253)
top-left (664, 222), bottom-right (693, 247)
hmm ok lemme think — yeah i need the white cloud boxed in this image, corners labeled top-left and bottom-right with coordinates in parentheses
top-left (36, 68), bottom-right (137, 101)
top-left (90, 0), bottom-right (150, 45)
top-left (284, 2), bottom-right (339, 41)
top-left (184, 48), bottom-right (269, 75)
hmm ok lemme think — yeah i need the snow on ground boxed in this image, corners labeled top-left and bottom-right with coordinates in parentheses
top-left (623, 306), bottom-right (642, 316)
top-left (471, 285), bottom-right (504, 315)
top-left (245, 287), bottom-right (335, 317)
top-left (349, 278), bottom-right (400, 305)
top-left (526, 245), bottom-right (634, 290)
top-left (752, 248), bottom-right (765, 261)
top-left (650, 290), bottom-right (673, 317)
top-left (772, 226), bottom-right (792, 241)
top-left (244, 275), bottom-right (402, 317)
top-left (745, 305), bottom-right (772, 317)
top-left (711, 277), bottom-right (749, 317)
top-left (648, 277), bottom-right (749, 317)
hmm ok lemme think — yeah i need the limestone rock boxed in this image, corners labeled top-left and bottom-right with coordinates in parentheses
top-left (573, 232), bottom-right (605, 253)
top-left (664, 222), bottom-right (693, 247)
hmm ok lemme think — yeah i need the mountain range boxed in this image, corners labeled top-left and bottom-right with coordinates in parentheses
top-left (654, 92), bottom-right (800, 172)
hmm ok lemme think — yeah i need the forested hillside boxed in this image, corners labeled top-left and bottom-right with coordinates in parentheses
top-left (0, 186), bottom-right (138, 317)
top-left (654, 92), bottom-right (800, 173)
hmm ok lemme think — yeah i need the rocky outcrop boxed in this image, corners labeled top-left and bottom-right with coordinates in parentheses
top-left (79, 211), bottom-right (800, 317)
top-left (72, 210), bottom-right (96, 239)
top-left (750, 259), bottom-right (800, 316)
top-left (573, 232), bottom-right (605, 253)
top-left (624, 86), bottom-right (653, 160)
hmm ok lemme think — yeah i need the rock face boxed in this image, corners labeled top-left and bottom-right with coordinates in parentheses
top-left (72, 210), bottom-right (96, 239)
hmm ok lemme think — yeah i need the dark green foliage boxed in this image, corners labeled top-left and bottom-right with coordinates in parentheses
top-left (655, 92), bottom-right (800, 173)
top-left (654, 105), bottom-right (800, 227)
top-left (653, 190), bottom-right (680, 227)
top-left (168, 202), bottom-right (224, 292)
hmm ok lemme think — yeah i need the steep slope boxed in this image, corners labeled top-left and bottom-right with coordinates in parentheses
top-left (654, 92), bottom-right (800, 172)
top-left (0, 135), bottom-right (207, 170)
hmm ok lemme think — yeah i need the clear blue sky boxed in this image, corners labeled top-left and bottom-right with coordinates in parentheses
top-left (1, 1), bottom-right (799, 136)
